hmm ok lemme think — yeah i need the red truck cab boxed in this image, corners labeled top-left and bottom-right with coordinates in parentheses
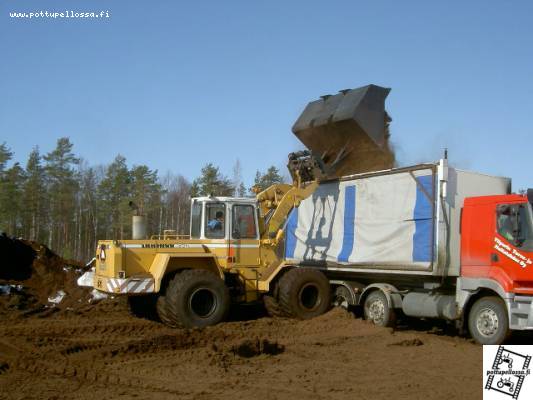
top-left (459, 192), bottom-right (533, 343)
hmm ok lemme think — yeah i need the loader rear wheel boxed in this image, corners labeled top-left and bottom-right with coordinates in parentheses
top-left (166, 269), bottom-right (230, 328)
top-left (278, 268), bottom-right (331, 319)
top-left (263, 282), bottom-right (286, 318)
top-left (468, 296), bottom-right (510, 345)
top-left (156, 295), bottom-right (177, 327)
top-left (363, 290), bottom-right (396, 327)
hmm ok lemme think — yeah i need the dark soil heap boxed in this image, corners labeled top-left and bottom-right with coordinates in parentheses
top-left (0, 234), bottom-right (92, 318)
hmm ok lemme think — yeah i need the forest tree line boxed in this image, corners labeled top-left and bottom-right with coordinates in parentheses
top-left (0, 138), bottom-right (285, 262)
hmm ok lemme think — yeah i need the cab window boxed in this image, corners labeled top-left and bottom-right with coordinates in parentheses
top-left (190, 201), bottom-right (202, 239)
top-left (205, 203), bottom-right (226, 239)
top-left (232, 205), bottom-right (257, 239)
top-left (497, 203), bottom-right (533, 249)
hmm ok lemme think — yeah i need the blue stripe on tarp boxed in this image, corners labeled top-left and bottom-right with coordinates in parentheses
top-left (285, 207), bottom-right (299, 258)
top-left (413, 175), bottom-right (433, 262)
top-left (338, 185), bottom-right (356, 262)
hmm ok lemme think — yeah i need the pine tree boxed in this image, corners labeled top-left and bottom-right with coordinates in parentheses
top-left (44, 137), bottom-right (80, 255)
top-left (98, 155), bottom-right (131, 240)
top-left (130, 165), bottom-right (161, 236)
top-left (21, 147), bottom-right (47, 241)
top-left (250, 166), bottom-right (285, 192)
top-left (76, 163), bottom-right (101, 261)
top-left (191, 163), bottom-right (234, 197)
top-left (0, 142), bottom-right (14, 233)
top-left (0, 142), bottom-right (13, 175)
top-left (0, 163), bottom-right (25, 235)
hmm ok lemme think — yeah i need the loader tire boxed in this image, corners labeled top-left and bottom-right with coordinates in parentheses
top-left (263, 295), bottom-right (286, 318)
top-left (156, 295), bottom-right (177, 327)
top-left (278, 268), bottom-right (331, 319)
top-left (128, 294), bottom-right (157, 320)
top-left (166, 269), bottom-right (230, 328)
top-left (468, 296), bottom-right (510, 345)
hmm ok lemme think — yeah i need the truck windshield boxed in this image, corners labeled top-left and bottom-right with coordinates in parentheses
top-left (497, 203), bottom-right (533, 250)
top-left (518, 203), bottom-right (533, 250)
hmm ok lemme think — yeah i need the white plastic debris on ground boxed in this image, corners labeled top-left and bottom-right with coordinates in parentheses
top-left (77, 266), bottom-right (109, 302)
top-left (90, 289), bottom-right (109, 302)
top-left (48, 290), bottom-right (66, 304)
top-left (77, 267), bottom-right (95, 287)
top-left (0, 284), bottom-right (23, 296)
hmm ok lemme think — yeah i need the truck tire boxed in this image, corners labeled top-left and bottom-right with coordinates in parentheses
top-left (166, 269), bottom-right (230, 328)
top-left (128, 294), bottom-right (157, 320)
top-left (363, 290), bottom-right (396, 327)
top-left (278, 268), bottom-right (331, 319)
top-left (468, 296), bottom-right (510, 345)
top-left (156, 295), bottom-right (177, 327)
top-left (333, 285), bottom-right (352, 310)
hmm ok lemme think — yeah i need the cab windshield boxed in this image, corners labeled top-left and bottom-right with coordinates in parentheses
top-left (497, 202), bottom-right (533, 250)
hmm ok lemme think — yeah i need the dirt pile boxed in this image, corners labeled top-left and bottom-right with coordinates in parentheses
top-left (0, 235), bottom-right (92, 317)
top-left (0, 304), bottom-right (483, 400)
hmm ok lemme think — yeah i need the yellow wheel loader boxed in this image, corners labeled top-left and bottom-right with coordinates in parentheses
top-left (91, 84), bottom-right (393, 328)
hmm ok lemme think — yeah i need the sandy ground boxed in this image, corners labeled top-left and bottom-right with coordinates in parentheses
top-left (0, 237), bottom-right (490, 399)
top-left (0, 299), bottom-right (484, 400)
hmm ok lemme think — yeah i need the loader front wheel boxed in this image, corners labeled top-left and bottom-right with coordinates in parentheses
top-left (278, 268), bottom-right (331, 319)
top-left (156, 295), bottom-right (177, 327)
top-left (166, 270), bottom-right (230, 328)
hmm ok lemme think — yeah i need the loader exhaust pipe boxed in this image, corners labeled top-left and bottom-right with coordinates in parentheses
top-left (132, 215), bottom-right (147, 240)
top-left (292, 84), bottom-right (394, 178)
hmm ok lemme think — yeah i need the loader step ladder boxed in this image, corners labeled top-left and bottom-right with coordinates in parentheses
top-left (243, 269), bottom-right (260, 302)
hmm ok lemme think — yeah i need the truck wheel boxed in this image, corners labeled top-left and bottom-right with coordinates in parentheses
top-left (278, 268), bottom-right (331, 319)
top-left (468, 296), bottom-right (510, 345)
top-left (128, 294), bottom-right (157, 319)
top-left (156, 295), bottom-right (177, 327)
top-left (166, 269), bottom-right (230, 328)
top-left (333, 285), bottom-right (352, 310)
top-left (363, 290), bottom-right (396, 327)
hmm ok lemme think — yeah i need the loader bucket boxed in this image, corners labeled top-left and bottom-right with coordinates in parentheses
top-left (292, 84), bottom-right (395, 178)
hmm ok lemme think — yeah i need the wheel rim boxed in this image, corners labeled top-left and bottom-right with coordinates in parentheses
top-left (367, 297), bottom-right (385, 324)
top-left (298, 283), bottom-right (320, 311)
top-left (476, 307), bottom-right (499, 337)
top-left (333, 288), bottom-right (350, 309)
top-left (189, 288), bottom-right (217, 318)
top-left (333, 295), bottom-right (349, 309)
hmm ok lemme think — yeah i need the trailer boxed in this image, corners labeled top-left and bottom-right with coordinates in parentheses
top-left (282, 157), bottom-right (533, 344)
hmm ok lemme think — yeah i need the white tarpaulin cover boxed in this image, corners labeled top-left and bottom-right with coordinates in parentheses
top-left (285, 168), bottom-right (435, 268)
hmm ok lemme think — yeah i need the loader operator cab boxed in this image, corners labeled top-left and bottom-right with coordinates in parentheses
top-left (190, 197), bottom-right (260, 240)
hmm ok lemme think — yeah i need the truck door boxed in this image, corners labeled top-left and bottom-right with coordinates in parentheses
top-left (493, 203), bottom-right (533, 292)
top-left (229, 204), bottom-right (260, 268)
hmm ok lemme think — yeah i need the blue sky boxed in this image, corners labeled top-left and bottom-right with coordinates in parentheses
top-left (1, 0), bottom-right (532, 190)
